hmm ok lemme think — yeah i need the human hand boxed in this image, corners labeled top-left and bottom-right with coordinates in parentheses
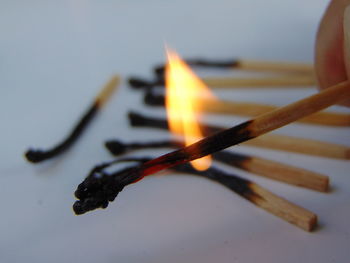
top-left (315, 0), bottom-right (350, 106)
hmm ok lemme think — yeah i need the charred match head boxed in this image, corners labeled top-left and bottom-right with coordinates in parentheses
top-left (128, 77), bottom-right (164, 89)
top-left (73, 158), bottom-right (149, 215)
top-left (105, 140), bottom-right (128, 155)
top-left (144, 90), bottom-right (165, 106)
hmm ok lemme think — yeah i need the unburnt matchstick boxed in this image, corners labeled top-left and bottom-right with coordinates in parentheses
top-left (144, 91), bottom-right (350, 127)
top-left (154, 58), bottom-right (314, 78)
top-left (73, 81), bottom-right (350, 218)
top-left (24, 75), bottom-right (120, 163)
top-left (105, 139), bottom-right (329, 192)
top-left (128, 112), bottom-right (350, 160)
top-left (73, 156), bottom-right (317, 231)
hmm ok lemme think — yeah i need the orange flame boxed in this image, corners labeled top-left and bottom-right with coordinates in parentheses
top-left (165, 48), bottom-right (215, 171)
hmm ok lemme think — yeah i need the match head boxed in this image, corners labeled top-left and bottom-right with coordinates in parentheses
top-left (144, 91), bottom-right (165, 106)
top-left (73, 198), bottom-right (109, 215)
top-left (154, 65), bottom-right (165, 79)
top-left (24, 149), bottom-right (48, 163)
top-left (105, 140), bottom-right (128, 156)
top-left (128, 77), bottom-right (155, 89)
top-left (73, 164), bottom-right (144, 215)
top-left (128, 112), bottom-right (150, 127)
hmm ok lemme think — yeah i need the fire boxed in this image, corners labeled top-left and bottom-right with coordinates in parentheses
top-left (165, 48), bottom-right (215, 171)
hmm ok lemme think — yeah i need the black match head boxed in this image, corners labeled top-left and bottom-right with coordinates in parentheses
top-left (144, 91), bottom-right (165, 106)
top-left (73, 198), bottom-right (109, 215)
top-left (73, 163), bottom-right (146, 215)
top-left (154, 65), bottom-right (165, 79)
top-left (24, 149), bottom-right (47, 163)
top-left (128, 112), bottom-right (148, 127)
top-left (105, 140), bottom-right (127, 156)
top-left (128, 77), bottom-right (153, 89)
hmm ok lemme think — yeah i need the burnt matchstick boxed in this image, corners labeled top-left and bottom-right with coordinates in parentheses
top-left (105, 139), bottom-right (329, 192)
top-left (144, 92), bottom-right (350, 126)
top-left (128, 112), bottom-right (350, 160)
top-left (73, 156), bottom-right (317, 231)
top-left (126, 81), bottom-right (350, 182)
top-left (154, 58), bottom-right (240, 77)
top-left (129, 75), bottom-right (315, 90)
top-left (24, 75), bottom-right (120, 163)
top-left (74, 81), bottom-right (349, 215)
top-left (128, 77), bottom-right (164, 90)
top-left (154, 58), bottom-right (314, 78)
top-left (73, 157), bottom-right (318, 231)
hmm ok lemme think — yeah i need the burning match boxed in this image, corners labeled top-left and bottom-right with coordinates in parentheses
top-left (128, 112), bottom-right (350, 160)
top-left (73, 49), bottom-right (350, 228)
top-left (74, 157), bottom-right (317, 231)
top-left (105, 139), bottom-right (329, 192)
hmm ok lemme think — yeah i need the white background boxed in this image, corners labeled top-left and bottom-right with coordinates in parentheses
top-left (1, 0), bottom-right (350, 262)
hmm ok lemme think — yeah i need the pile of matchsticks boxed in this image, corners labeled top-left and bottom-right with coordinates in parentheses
top-left (24, 58), bottom-right (350, 232)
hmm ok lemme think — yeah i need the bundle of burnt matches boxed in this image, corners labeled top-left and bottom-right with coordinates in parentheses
top-left (24, 57), bottom-right (350, 232)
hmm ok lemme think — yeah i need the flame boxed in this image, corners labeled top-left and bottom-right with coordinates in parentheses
top-left (165, 48), bottom-right (215, 171)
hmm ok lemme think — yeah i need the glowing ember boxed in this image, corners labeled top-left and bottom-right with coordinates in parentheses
top-left (165, 48), bottom-right (215, 171)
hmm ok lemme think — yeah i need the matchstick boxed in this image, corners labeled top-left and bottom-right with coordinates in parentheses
top-left (24, 75), bottom-right (120, 163)
top-left (245, 134), bottom-right (350, 159)
top-left (145, 93), bottom-right (350, 127)
top-left (202, 75), bottom-right (315, 87)
top-left (128, 112), bottom-right (350, 159)
top-left (73, 157), bottom-right (317, 231)
top-left (129, 75), bottom-right (315, 90)
top-left (232, 59), bottom-right (314, 74)
top-left (154, 58), bottom-right (314, 78)
top-left (73, 81), bottom-right (349, 216)
top-left (171, 164), bottom-right (317, 231)
top-left (105, 139), bottom-right (329, 192)
top-left (131, 81), bottom-right (350, 179)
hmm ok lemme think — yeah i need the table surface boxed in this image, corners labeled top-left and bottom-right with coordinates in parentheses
top-left (1, 1), bottom-right (350, 262)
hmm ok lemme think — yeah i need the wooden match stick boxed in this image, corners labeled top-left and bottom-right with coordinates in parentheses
top-left (214, 151), bottom-right (328, 192)
top-left (201, 75), bottom-right (315, 87)
top-left (133, 81), bottom-right (350, 180)
top-left (105, 139), bottom-right (329, 192)
top-left (172, 163), bottom-right (317, 231)
top-left (154, 58), bottom-right (314, 77)
top-left (145, 93), bottom-right (350, 127)
top-left (129, 75), bottom-right (315, 90)
top-left (24, 75), bottom-right (120, 163)
top-left (245, 134), bottom-right (350, 159)
top-left (74, 157), bottom-right (317, 231)
top-left (246, 182), bottom-right (317, 231)
top-left (73, 81), bottom-right (349, 218)
top-left (233, 59), bottom-right (314, 74)
top-left (128, 112), bottom-right (350, 160)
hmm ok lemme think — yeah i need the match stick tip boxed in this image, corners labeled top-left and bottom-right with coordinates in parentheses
top-left (24, 149), bottom-right (46, 163)
top-left (128, 77), bottom-right (150, 88)
top-left (128, 112), bottom-right (147, 127)
top-left (345, 148), bottom-right (350, 159)
top-left (72, 201), bottom-right (86, 215)
top-left (144, 91), bottom-right (164, 106)
top-left (105, 140), bottom-right (127, 155)
top-left (308, 214), bottom-right (318, 232)
top-left (73, 199), bottom-right (109, 215)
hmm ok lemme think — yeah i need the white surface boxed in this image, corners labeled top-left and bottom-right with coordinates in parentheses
top-left (1, 0), bottom-right (350, 262)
